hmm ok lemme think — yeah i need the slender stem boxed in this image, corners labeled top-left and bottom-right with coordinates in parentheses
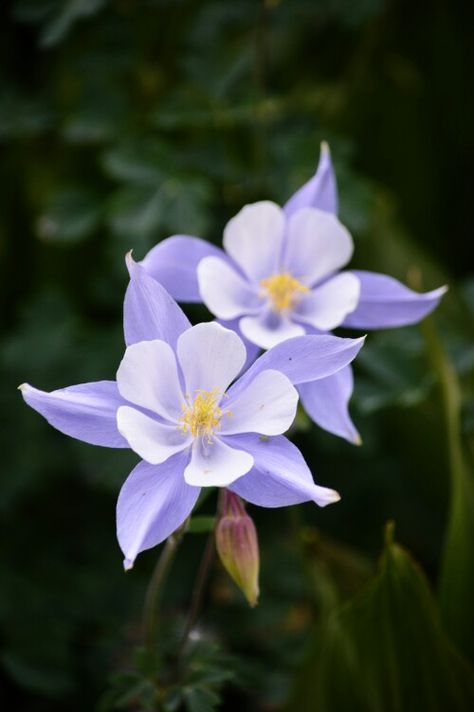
top-left (177, 491), bottom-right (224, 657)
top-left (142, 521), bottom-right (188, 651)
top-left (421, 315), bottom-right (474, 651)
top-left (178, 530), bottom-right (216, 658)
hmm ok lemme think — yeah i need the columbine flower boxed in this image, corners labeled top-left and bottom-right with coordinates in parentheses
top-left (140, 142), bottom-right (446, 443)
top-left (20, 256), bottom-right (363, 569)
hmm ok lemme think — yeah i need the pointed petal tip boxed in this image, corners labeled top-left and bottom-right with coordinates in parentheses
top-left (125, 250), bottom-right (135, 274)
top-left (317, 489), bottom-right (341, 507)
top-left (123, 557), bottom-right (134, 572)
top-left (423, 283), bottom-right (448, 300)
top-left (352, 334), bottom-right (367, 352)
top-left (320, 140), bottom-right (330, 155)
top-left (352, 433), bottom-right (363, 446)
top-left (18, 382), bottom-right (28, 392)
top-left (327, 490), bottom-right (341, 504)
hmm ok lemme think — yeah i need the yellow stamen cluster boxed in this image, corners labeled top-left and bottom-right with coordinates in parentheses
top-left (179, 388), bottom-right (229, 441)
top-left (260, 272), bottom-right (309, 312)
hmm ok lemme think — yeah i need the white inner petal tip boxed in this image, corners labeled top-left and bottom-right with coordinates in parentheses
top-left (184, 437), bottom-right (254, 487)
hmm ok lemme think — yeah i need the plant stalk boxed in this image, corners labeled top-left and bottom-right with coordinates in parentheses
top-left (142, 521), bottom-right (188, 651)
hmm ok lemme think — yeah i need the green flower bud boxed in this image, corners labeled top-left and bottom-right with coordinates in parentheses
top-left (216, 491), bottom-right (260, 607)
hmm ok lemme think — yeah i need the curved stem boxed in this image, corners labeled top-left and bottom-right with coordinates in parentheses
top-left (177, 490), bottom-right (223, 657)
top-left (142, 521), bottom-right (188, 651)
top-left (178, 530), bottom-right (216, 658)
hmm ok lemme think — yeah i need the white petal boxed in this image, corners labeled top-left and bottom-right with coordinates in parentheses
top-left (284, 207), bottom-right (354, 286)
top-left (239, 310), bottom-right (305, 349)
top-left (184, 437), bottom-right (254, 487)
top-left (177, 322), bottom-right (246, 397)
top-left (221, 369), bottom-right (298, 436)
top-left (117, 406), bottom-right (191, 464)
top-left (294, 273), bottom-right (360, 330)
top-left (223, 201), bottom-right (285, 282)
top-left (197, 256), bottom-right (261, 320)
top-left (116, 340), bottom-right (184, 421)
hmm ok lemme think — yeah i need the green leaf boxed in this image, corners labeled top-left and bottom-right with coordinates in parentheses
top-left (354, 327), bottom-right (433, 413)
top-left (106, 177), bottom-right (211, 241)
top-left (0, 90), bottom-right (54, 139)
top-left (106, 186), bottom-right (165, 241)
top-left (101, 141), bottom-right (168, 185)
top-left (15, 0), bottom-right (107, 47)
top-left (423, 319), bottom-right (474, 661)
top-left (36, 187), bottom-right (102, 244)
top-left (288, 523), bottom-right (474, 712)
top-left (184, 686), bottom-right (220, 712)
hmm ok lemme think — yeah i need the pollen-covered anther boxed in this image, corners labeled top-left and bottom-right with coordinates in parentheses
top-left (260, 272), bottom-right (309, 312)
top-left (179, 388), bottom-right (230, 441)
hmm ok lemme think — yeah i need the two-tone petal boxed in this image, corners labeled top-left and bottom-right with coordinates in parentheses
top-left (141, 235), bottom-right (226, 302)
top-left (228, 333), bottom-right (365, 399)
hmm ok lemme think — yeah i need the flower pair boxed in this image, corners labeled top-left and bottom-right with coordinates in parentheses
top-left (20, 143), bottom-right (445, 571)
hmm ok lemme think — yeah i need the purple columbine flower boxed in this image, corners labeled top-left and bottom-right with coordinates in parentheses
top-left (20, 255), bottom-right (364, 569)
top-left (140, 143), bottom-right (447, 444)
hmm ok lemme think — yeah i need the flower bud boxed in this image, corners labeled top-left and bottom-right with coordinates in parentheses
top-left (216, 491), bottom-right (260, 607)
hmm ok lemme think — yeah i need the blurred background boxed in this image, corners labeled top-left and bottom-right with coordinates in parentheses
top-left (1, 1), bottom-right (473, 710)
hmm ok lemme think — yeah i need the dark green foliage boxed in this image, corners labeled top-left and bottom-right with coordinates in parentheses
top-left (1, 0), bottom-right (473, 710)
top-left (99, 640), bottom-right (236, 712)
top-left (289, 524), bottom-right (474, 712)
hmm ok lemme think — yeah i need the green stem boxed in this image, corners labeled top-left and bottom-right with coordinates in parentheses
top-left (142, 521), bottom-right (188, 651)
top-left (178, 530), bottom-right (216, 658)
top-left (178, 491), bottom-right (223, 658)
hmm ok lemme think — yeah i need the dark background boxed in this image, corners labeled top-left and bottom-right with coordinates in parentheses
top-left (1, 1), bottom-right (473, 710)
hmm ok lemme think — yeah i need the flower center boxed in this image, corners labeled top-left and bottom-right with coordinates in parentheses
top-left (178, 388), bottom-right (230, 441)
top-left (260, 272), bottom-right (309, 312)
